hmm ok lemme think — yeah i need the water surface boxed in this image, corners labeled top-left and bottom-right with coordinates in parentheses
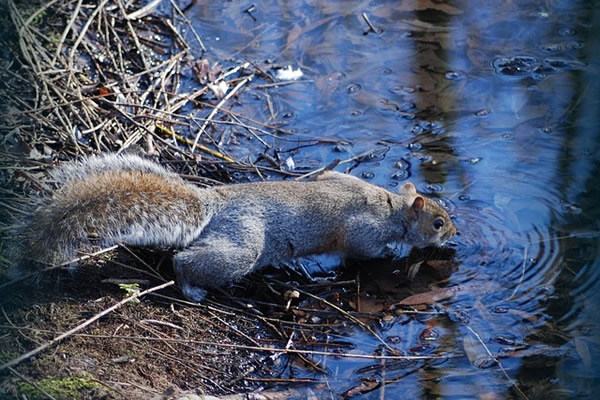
top-left (183, 1), bottom-right (600, 398)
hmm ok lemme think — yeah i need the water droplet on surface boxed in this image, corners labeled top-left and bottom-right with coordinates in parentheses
top-left (559, 27), bottom-right (576, 36)
top-left (424, 183), bottom-right (443, 193)
top-left (407, 142), bottom-right (422, 151)
top-left (395, 158), bottom-right (410, 170)
top-left (361, 171), bottom-right (375, 179)
top-left (473, 357), bottom-right (496, 369)
top-left (398, 112), bottom-right (416, 120)
top-left (540, 126), bottom-right (552, 134)
top-left (535, 285), bottom-right (555, 296)
top-left (391, 170), bottom-right (409, 181)
top-left (347, 83), bottom-right (361, 94)
top-left (350, 109), bottom-right (362, 117)
top-left (390, 85), bottom-right (416, 94)
top-left (501, 132), bottom-right (513, 139)
top-left (436, 198), bottom-right (453, 210)
top-left (493, 305), bottom-right (509, 313)
top-left (378, 99), bottom-right (400, 111)
top-left (399, 102), bottom-right (417, 112)
top-left (458, 194), bottom-right (470, 201)
top-left (430, 121), bottom-right (443, 130)
top-left (379, 67), bottom-right (392, 75)
top-left (492, 56), bottom-right (537, 76)
top-left (406, 124), bottom-right (423, 135)
top-left (566, 41), bottom-right (583, 49)
top-left (540, 43), bottom-right (563, 53)
top-left (475, 108), bottom-right (492, 117)
top-left (386, 336), bottom-right (402, 344)
top-left (561, 203), bottom-right (582, 214)
top-left (544, 58), bottom-right (568, 69)
top-left (578, 324), bottom-right (595, 336)
top-left (282, 111), bottom-right (295, 118)
top-left (492, 334), bottom-right (518, 345)
top-left (419, 120), bottom-right (433, 130)
top-left (445, 71), bottom-right (463, 80)
top-left (363, 25), bottom-right (384, 35)
top-left (468, 157), bottom-right (482, 164)
top-left (446, 307), bottom-right (470, 323)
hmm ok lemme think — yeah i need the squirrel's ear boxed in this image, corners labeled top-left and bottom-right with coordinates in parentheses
top-left (411, 196), bottom-right (425, 213)
top-left (400, 182), bottom-right (417, 196)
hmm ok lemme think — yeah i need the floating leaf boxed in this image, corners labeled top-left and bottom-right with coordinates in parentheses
top-left (395, 285), bottom-right (463, 306)
top-left (341, 378), bottom-right (381, 398)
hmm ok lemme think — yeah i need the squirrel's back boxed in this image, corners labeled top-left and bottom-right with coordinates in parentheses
top-left (18, 154), bottom-right (214, 269)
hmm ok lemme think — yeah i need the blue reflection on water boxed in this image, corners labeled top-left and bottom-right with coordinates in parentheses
top-left (187, 0), bottom-right (600, 397)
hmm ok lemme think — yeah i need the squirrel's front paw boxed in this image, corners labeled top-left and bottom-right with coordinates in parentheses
top-left (180, 283), bottom-right (208, 302)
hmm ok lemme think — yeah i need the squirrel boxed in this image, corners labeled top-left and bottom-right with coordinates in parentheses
top-left (15, 153), bottom-right (457, 301)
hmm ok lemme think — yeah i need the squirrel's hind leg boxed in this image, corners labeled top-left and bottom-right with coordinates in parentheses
top-left (173, 236), bottom-right (261, 302)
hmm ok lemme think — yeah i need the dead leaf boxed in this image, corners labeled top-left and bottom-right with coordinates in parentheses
top-left (341, 378), bottom-right (381, 398)
top-left (395, 285), bottom-right (463, 306)
top-left (194, 59), bottom-right (210, 84)
top-left (194, 60), bottom-right (222, 85)
top-left (355, 295), bottom-right (385, 314)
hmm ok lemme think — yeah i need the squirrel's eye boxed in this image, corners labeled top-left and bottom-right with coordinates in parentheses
top-left (433, 219), bottom-right (444, 230)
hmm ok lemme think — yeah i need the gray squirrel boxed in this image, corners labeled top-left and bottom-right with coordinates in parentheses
top-left (16, 153), bottom-right (456, 301)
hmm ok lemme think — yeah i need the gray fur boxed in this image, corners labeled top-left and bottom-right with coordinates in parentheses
top-left (17, 153), bottom-right (456, 302)
top-left (51, 152), bottom-right (182, 184)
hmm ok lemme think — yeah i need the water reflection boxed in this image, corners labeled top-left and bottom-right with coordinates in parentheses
top-left (188, 0), bottom-right (599, 397)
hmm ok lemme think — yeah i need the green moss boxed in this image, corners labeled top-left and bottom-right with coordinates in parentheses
top-left (18, 374), bottom-right (98, 400)
top-left (119, 282), bottom-right (141, 303)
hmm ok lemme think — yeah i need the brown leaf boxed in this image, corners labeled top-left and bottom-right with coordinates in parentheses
top-left (426, 260), bottom-right (455, 269)
top-left (194, 59), bottom-right (210, 84)
top-left (341, 378), bottom-right (381, 399)
top-left (354, 295), bottom-right (385, 314)
top-left (395, 285), bottom-right (463, 306)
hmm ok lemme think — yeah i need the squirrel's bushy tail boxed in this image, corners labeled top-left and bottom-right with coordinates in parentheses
top-left (14, 154), bottom-right (211, 273)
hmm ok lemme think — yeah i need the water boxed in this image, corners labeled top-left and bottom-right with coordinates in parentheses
top-left (181, 1), bottom-right (599, 398)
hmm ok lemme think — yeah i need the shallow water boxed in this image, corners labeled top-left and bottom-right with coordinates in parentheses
top-left (185, 0), bottom-right (599, 398)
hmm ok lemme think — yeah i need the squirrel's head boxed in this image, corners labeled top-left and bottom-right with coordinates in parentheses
top-left (399, 182), bottom-right (456, 248)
